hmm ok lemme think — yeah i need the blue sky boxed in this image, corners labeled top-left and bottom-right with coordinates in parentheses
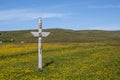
top-left (0, 0), bottom-right (120, 31)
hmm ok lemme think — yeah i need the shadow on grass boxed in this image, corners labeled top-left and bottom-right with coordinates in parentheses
top-left (43, 60), bottom-right (54, 69)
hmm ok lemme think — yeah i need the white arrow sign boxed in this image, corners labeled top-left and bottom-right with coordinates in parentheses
top-left (31, 32), bottom-right (50, 37)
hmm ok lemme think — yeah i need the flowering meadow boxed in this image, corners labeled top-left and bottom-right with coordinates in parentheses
top-left (0, 42), bottom-right (119, 80)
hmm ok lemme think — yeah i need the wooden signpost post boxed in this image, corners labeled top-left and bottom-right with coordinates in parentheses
top-left (31, 18), bottom-right (50, 70)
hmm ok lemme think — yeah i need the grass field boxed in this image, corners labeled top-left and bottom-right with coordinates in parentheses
top-left (0, 42), bottom-right (120, 80)
top-left (0, 29), bottom-right (120, 43)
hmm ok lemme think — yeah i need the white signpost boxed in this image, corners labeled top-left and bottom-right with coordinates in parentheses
top-left (31, 18), bottom-right (50, 70)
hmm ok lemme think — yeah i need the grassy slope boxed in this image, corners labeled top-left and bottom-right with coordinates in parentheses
top-left (0, 28), bottom-right (120, 43)
top-left (0, 29), bottom-right (120, 79)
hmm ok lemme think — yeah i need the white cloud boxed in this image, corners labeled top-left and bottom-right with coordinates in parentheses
top-left (0, 9), bottom-right (69, 21)
top-left (88, 5), bottom-right (120, 8)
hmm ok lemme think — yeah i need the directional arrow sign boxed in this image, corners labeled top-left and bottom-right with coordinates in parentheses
top-left (31, 32), bottom-right (50, 37)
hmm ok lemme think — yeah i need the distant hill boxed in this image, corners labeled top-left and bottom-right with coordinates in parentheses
top-left (0, 28), bottom-right (120, 43)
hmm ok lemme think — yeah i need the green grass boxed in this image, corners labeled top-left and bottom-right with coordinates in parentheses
top-left (0, 42), bottom-right (119, 80)
top-left (0, 28), bottom-right (120, 43)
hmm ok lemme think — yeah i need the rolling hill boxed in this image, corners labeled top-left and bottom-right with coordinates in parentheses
top-left (0, 28), bottom-right (120, 43)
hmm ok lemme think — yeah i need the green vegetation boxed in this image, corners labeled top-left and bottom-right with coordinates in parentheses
top-left (0, 43), bottom-right (120, 80)
top-left (0, 28), bottom-right (120, 43)
top-left (0, 29), bottom-right (120, 79)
